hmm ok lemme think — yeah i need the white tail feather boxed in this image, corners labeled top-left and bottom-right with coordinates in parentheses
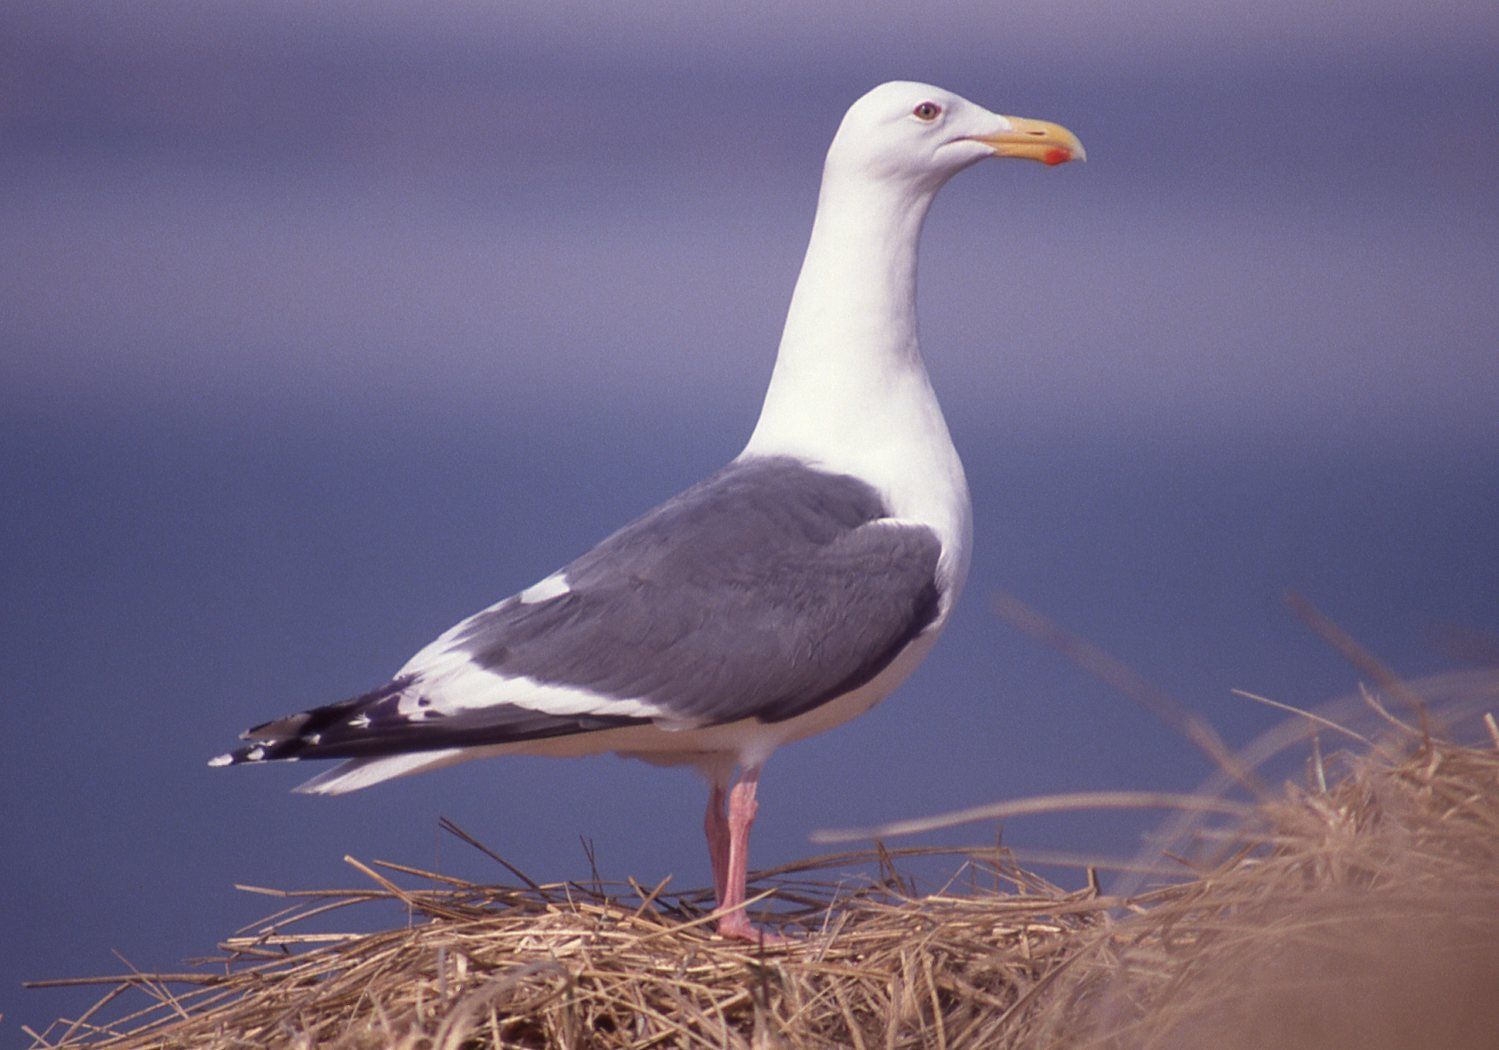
top-left (293, 749), bottom-right (469, 795)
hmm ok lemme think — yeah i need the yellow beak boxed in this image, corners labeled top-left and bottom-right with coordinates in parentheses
top-left (969, 116), bottom-right (1086, 166)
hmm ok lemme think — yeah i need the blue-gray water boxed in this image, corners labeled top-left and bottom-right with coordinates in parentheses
top-left (4, 2), bottom-right (1497, 1038)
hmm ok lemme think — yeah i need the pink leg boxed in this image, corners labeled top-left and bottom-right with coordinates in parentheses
top-left (704, 780), bottom-right (730, 906)
top-left (714, 766), bottom-right (784, 943)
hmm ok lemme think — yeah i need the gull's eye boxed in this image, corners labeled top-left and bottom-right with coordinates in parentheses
top-left (912, 101), bottom-right (942, 121)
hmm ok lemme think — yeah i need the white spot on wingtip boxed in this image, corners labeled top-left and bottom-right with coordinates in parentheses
top-left (349, 714), bottom-right (372, 729)
top-left (301, 732), bottom-right (322, 745)
top-left (246, 746), bottom-right (266, 761)
top-left (518, 572), bottom-right (570, 605)
top-left (208, 753), bottom-right (233, 767)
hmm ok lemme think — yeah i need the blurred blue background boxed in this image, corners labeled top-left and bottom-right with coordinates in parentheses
top-left (4, 0), bottom-right (1497, 1037)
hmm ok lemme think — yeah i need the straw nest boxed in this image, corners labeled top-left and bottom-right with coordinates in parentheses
top-left (27, 674), bottom-right (1499, 1049)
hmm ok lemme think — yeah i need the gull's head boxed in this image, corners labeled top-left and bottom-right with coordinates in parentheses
top-left (825, 81), bottom-right (1085, 192)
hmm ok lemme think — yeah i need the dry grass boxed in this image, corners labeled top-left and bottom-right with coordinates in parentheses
top-left (27, 672), bottom-right (1499, 1048)
top-left (25, 839), bottom-right (1116, 1048)
top-left (1020, 699), bottom-right (1499, 1049)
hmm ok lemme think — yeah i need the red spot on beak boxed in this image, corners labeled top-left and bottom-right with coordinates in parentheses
top-left (1043, 147), bottom-right (1072, 166)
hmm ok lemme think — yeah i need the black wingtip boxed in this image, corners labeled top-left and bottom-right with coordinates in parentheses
top-left (208, 738), bottom-right (307, 768)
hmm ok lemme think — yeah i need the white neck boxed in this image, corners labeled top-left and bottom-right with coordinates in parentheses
top-left (741, 168), bottom-right (973, 598)
top-left (747, 173), bottom-right (929, 447)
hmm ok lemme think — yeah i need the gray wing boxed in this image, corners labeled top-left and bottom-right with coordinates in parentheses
top-left (214, 456), bottom-right (942, 766)
top-left (450, 455), bottom-right (944, 725)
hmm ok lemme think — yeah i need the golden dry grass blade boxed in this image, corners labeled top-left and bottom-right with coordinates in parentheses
top-left (992, 592), bottom-right (1272, 798)
top-left (1284, 591), bottom-right (1433, 731)
top-left (1229, 688), bottom-right (1377, 747)
top-left (812, 791), bottom-right (1256, 843)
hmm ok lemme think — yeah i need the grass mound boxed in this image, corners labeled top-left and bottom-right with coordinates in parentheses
top-left (28, 842), bottom-right (1112, 1048)
top-left (28, 676), bottom-right (1499, 1048)
top-left (1024, 702), bottom-right (1499, 1048)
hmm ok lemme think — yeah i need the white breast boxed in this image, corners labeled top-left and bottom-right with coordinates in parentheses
top-left (741, 362), bottom-right (972, 610)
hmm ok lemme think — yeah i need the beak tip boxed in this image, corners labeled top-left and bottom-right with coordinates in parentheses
top-left (983, 116), bottom-right (1087, 167)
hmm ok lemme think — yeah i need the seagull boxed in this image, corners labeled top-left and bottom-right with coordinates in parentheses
top-left (212, 81), bottom-right (1084, 941)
